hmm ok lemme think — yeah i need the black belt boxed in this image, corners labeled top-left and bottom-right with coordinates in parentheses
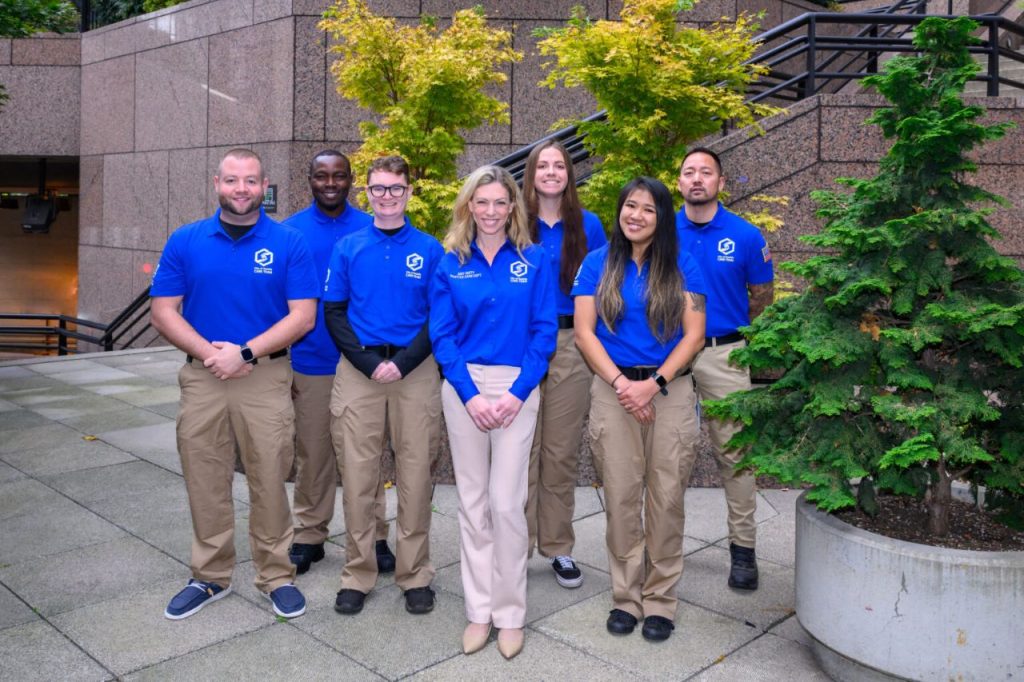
top-left (186, 349), bottom-right (287, 364)
top-left (615, 365), bottom-right (691, 382)
top-left (557, 314), bottom-right (574, 330)
top-left (363, 343), bottom-right (406, 359)
top-left (705, 332), bottom-right (744, 348)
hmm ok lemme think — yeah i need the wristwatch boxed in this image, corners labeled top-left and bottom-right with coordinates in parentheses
top-left (650, 371), bottom-right (669, 396)
top-left (239, 344), bottom-right (257, 365)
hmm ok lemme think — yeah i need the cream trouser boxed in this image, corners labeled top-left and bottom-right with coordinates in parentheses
top-left (443, 364), bottom-right (540, 629)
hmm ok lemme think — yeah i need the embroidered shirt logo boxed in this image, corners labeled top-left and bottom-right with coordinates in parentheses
top-left (406, 253), bottom-right (424, 279)
top-left (717, 238), bottom-right (735, 263)
top-left (254, 248), bottom-right (274, 274)
top-left (510, 260), bottom-right (529, 283)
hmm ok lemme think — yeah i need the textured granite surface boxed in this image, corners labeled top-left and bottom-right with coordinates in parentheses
top-left (0, 66), bottom-right (79, 156)
top-left (134, 39), bottom-right (210, 152)
top-left (80, 56), bottom-right (135, 155)
top-left (101, 152), bottom-right (169, 252)
top-left (11, 35), bottom-right (80, 66)
top-left (207, 20), bottom-right (294, 146)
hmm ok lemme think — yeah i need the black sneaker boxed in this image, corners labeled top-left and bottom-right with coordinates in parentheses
top-left (728, 543), bottom-right (759, 591)
top-left (606, 608), bottom-right (638, 635)
top-left (376, 539), bottom-right (396, 574)
top-left (551, 555), bottom-right (583, 588)
top-left (404, 586), bottom-right (435, 614)
top-left (641, 615), bottom-right (675, 642)
top-left (288, 542), bottom-right (325, 575)
top-left (334, 589), bottom-right (366, 615)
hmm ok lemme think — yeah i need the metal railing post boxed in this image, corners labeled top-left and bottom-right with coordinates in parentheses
top-left (805, 16), bottom-right (817, 98)
top-left (869, 25), bottom-right (879, 74)
top-left (988, 21), bottom-right (1000, 96)
top-left (58, 319), bottom-right (67, 355)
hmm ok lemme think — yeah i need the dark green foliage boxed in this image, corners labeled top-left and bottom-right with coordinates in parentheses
top-left (704, 18), bottom-right (1024, 535)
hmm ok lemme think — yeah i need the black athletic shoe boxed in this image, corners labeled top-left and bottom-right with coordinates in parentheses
top-left (404, 586), bottom-right (436, 614)
top-left (728, 542), bottom-right (759, 591)
top-left (641, 615), bottom-right (675, 642)
top-left (334, 589), bottom-right (366, 615)
top-left (606, 608), bottom-right (638, 635)
top-left (376, 539), bottom-right (396, 574)
top-left (288, 543), bottom-right (325, 575)
top-left (551, 555), bottom-right (584, 588)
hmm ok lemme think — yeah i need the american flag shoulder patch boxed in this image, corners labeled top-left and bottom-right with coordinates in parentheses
top-left (761, 245), bottom-right (771, 262)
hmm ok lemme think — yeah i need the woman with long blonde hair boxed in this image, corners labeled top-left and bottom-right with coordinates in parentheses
top-left (429, 165), bottom-right (557, 659)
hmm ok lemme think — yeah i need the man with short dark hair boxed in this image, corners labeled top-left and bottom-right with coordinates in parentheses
top-left (151, 148), bottom-right (319, 620)
top-left (676, 147), bottom-right (774, 591)
top-left (285, 150), bottom-right (395, 576)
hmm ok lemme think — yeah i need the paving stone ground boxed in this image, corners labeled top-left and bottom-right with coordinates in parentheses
top-left (0, 348), bottom-right (825, 681)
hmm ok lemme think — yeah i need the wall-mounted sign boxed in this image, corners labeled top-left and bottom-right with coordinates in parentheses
top-left (263, 184), bottom-right (278, 214)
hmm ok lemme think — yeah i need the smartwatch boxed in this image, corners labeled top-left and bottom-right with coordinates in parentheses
top-left (650, 371), bottom-right (669, 396)
top-left (240, 344), bottom-right (257, 365)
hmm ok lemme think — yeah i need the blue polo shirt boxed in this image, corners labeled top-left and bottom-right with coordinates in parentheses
top-left (150, 208), bottom-right (320, 344)
top-left (323, 218), bottom-right (443, 347)
top-left (536, 209), bottom-right (607, 314)
top-left (429, 240), bottom-right (557, 403)
top-left (285, 202), bottom-right (373, 375)
top-left (676, 203), bottom-right (773, 337)
top-left (572, 245), bottom-right (707, 367)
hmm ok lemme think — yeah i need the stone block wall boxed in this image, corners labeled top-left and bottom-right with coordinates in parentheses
top-left (75, 0), bottom-right (825, 325)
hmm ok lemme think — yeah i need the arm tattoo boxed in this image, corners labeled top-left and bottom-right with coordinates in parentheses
top-left (748, 282), bottom-right (775, 321)
top-left (689, 292), bottom-right (706, 313)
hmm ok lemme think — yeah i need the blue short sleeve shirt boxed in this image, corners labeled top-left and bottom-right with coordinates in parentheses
top-left (429, 241), bottom-right (557, 403)
top-left (536, 209), bottom-right (607, 315)
top-left (285, 202), bottom-right (373, 375)
top-left (572, 245), bottom-right (707, 367)
top-left (322, 218), bottom-right (443, 347)
top-left (676, 203), bottom-right (773, 337)
top-left (150, 209), bottom-right (320, 344)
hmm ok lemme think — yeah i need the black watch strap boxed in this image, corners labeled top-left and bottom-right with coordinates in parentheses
top-left (650, 371), bottom-right (669, 396)
top-left (240, 344), bottom-right (257, 365)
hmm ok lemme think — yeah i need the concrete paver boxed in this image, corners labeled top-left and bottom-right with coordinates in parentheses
top-left (123, 623), bottom-right (384, 681)
top-left (0, 348), bottom-right (818, 680)
top-left (0, 620), bottom-right (111, 681)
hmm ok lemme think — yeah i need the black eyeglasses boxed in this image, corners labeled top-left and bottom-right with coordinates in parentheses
top-left (367, 184), bottom-right (409, 198)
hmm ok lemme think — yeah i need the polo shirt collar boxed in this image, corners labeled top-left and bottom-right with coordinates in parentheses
top-left (204, 208), bottom-right (272, 241)
top-left (368, 216), bottom-right (413, 244)
top-left (680, 201), bottom-right (725, 231)
top-left (470, 236), bottom-right (514, 260)
top-left (309, 201), bottom-right (354, 224)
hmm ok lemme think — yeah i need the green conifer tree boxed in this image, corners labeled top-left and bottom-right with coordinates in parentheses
top-left (707, 17), bottom-right (1024, 537)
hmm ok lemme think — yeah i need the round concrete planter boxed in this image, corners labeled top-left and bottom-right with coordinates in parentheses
top-left (794, 491), bottom-right (1024, 681)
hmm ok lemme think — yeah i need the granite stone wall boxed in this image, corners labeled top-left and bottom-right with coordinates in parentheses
top-left (74, 0), bottom-right (826, 325)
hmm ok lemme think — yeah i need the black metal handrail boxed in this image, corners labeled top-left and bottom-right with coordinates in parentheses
top-left (0, 287), bottom-right (153, 356)
top-left (495, 3), bottom-right (1023, 183)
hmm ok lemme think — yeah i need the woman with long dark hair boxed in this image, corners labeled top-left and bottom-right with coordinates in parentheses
top-left (572, 177), bottom-right (706, 643)
top-left (522, 141), bottom-right (606, 588)
top-left (430, 165), bottom-right (557, 659)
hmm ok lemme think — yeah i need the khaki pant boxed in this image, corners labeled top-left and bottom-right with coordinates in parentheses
top-left (330, 357), bottom-right (440, 592)
top-left (177, 356), bottom-right (296, 593)
top-left (589, 374), bottom-right (698, 621)
top-left (527, 328), bottom-right (591, 558)
top-left (692, 339), bottom-right (756, 548)
top-left (443, 364), bottom-right (540, 629)
top-left (292, 372), bottom-right (388, 545)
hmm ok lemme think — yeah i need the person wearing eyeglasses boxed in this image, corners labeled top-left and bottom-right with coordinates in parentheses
top-left (324, 155), bottom-right (444, 616)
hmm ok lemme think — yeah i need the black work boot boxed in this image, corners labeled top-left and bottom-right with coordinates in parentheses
top-left (728, 542), bottom-right (759, 590)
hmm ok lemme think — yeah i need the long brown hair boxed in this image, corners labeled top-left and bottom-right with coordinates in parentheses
top-left (522, 141), bottom-right (586, 295)
top-left (597, 177), bottom-right (685, 343)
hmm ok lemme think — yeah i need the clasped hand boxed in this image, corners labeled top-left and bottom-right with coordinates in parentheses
top-left (204, 341), bottom-right (254, 380)
top-left (615, 378), bottom-right (657, 425)
top-left (466, 392), bottom-right (523, 433)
